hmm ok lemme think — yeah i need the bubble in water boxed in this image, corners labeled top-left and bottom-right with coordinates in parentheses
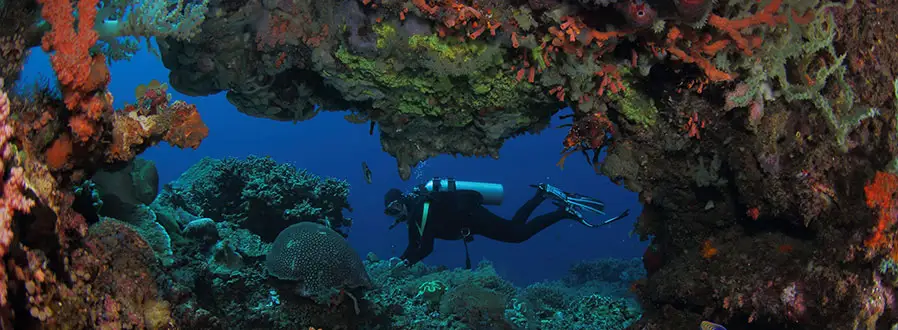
top-left (413, 160), bottom-right (429, 182)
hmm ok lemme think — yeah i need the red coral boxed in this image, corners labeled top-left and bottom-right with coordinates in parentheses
top-left (595, 64), bottom-right (625, 96)
top-left (557, 111), bottom-right (616, 172)
top-left (707, 0), bottom-right (814, 56)
top-left (683, 112), bottom-right (705, 139)
top-left (864, 171), bottom-right (898, 259)
top-left (663, 27), bottom-right (734, 82)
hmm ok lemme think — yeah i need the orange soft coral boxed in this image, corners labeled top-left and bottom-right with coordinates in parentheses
top-left (701, 240), bottom-right (718, 258)
top-left (163, 101), bottom-right (209, 149)
top-left (68, 114), bottom-right (97, 143)
top-left (863, 171), bottom-right (898, 258)
top-left (45, 134), bottom-right (73, 170)
top-left (38, 0), bottom-right (104, 110)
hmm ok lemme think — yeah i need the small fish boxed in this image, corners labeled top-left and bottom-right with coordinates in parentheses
top-left (700, 321), bottom-right (727, 330)
top-left (362, 162), bottom-right (372, 184)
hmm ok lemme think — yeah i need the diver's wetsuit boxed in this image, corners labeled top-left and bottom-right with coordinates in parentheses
top-left (399, 190), bottom-right (571, 265)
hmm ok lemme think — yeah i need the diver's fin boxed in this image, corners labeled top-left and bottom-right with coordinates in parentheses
top-left (600, 209), bottom-right (630, 226)
top-left (574, 209), bottom-right (630, 228)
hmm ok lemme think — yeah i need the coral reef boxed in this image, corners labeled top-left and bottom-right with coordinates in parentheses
top-left (1, 0), bottom-right (897, 328)
top-left (153, 155), bottom-right (353, 240)
top-left (363, 255), bottom-right (642, 329)
top-left (0, 1), bottom-right (210, 327)
top-left (95, 154), bottom-right (642, 329)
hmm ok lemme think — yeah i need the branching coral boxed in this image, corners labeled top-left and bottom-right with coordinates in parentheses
top-left (93, 0), bottom-right (210, 61)
top-left (38, 0), bottom-right (108, 112)
top-left (95, 0), bottom-right (210, 40)
top-left (720, 2), bottom-right (877, 150)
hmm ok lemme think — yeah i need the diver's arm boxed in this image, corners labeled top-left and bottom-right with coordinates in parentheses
top-left (400, 224), bottom-right (420, 262)
top-left (415, 230), bottom-right (435, 262)
top-left (401, 228), bottom-right (435, 264)
top-left (400, 200), bottom-right (426, 263)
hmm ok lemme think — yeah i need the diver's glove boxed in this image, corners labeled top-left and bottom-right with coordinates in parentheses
top-left (530, 183), bottom-right (629, 227)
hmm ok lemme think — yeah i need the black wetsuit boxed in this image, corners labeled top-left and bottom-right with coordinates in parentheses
top-left (399, 190), bottom-right (571, 265)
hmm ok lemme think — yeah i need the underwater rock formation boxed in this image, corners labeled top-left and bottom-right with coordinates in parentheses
top-left (598, 15), bottom-right (898, 328)
top-left (150, 1), bottom-right (898, 325)
top-left (158, 0), bottom-right (564, 179)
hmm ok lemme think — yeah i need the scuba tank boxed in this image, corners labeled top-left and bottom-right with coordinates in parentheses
top-left (418, 177), bottom-right (504, 205)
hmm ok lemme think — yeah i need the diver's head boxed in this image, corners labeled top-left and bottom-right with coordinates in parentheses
top-left (384, 188), bottom-right (407, 219)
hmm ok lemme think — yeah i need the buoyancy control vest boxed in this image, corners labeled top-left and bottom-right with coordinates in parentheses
top-left (413, 177), bottom-right (505, 269)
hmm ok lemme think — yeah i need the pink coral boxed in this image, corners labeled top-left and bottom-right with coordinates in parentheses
top-left (0, 82), bottom-right (36, 306)
top-left (780, 282), bottom-right (807, 321)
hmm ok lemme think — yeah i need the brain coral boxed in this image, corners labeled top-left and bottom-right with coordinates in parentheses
top-left (265, 222), bottom-right (371, 302)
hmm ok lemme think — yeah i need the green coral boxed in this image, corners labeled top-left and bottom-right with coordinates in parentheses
top-left (725, 4), bottom-right (877, 150)
top-left (888, 78), bottom-right (898, 174)
top-left (608, 68), bottom-right (658, 126)
top-left (531, 47), bottom-right (547, 70)
top-left (504, 298), bottom-right (529, 328)
top-left (333, 45), bottom-right (540, 125)
top-left (416, 280), bottom-right (448, 304)
top-left (610, 88), bottom-right (658, 126)
top-left (408, 34), bottom-right (486, 61)
top-left (374, 23), bottom-right (397, 49)
top-left (568, 294), bottom-right (641, 329)
top-left (878, 258), bottom-right (898, 287)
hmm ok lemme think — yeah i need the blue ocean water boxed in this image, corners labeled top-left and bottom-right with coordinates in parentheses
top-left (20, 48), bottom-right (646, 286)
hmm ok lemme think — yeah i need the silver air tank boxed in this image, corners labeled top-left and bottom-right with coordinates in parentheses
top-left (423, 178), bottom-right (504, 205)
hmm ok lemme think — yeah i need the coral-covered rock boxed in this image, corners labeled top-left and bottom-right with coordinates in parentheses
top-left (265, 222), bottom-right (371, 303)
top-left (153, 155), bottom-right (352, 241)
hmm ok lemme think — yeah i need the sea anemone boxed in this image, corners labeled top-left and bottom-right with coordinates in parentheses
top-left (616, 0), bottom-right (657, 29)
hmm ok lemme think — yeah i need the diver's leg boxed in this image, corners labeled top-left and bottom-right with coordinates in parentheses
top-left (469, 206), bottom-right (531, 243)
top-left (474, 206), bottom-right (570, 243)
top-left (511, 191), bottom-right (546, 224)
top-left (515, 210), bottom-right (571, 240)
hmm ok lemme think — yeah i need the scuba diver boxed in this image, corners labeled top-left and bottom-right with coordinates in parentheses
top-left (384, 178), bottom-right (630, 267)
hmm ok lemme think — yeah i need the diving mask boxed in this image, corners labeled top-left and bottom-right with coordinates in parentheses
top-left (385, 200), bottom-right (406, 217)
top-left (385, 200), bottom-right (408, 229)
